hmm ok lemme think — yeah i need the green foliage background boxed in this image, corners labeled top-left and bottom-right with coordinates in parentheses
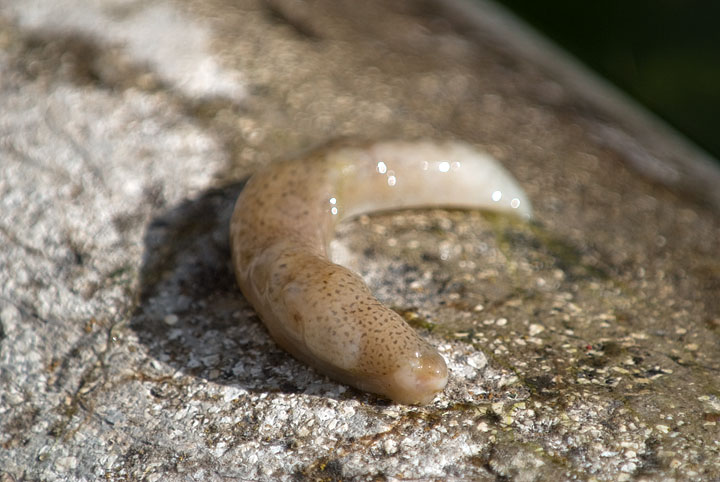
top-left (494, 0), bottom-right (720, 161)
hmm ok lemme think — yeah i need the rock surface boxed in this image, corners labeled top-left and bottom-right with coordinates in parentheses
top-left (1, 0), bottom-right (719, 480)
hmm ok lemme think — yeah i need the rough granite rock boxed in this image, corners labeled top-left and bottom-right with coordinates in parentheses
top-left (0, 0), bottom-right (719, 480)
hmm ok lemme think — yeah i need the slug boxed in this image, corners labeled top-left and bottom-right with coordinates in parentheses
top-left (230, 140), bottom-right (532, 404)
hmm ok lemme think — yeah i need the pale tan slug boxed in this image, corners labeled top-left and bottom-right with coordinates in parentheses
top-left (230, 140), bottom-right (532, 404)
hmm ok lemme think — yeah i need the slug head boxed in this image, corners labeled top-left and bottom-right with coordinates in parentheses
top-left (382, 346), bottom-right (448, 405)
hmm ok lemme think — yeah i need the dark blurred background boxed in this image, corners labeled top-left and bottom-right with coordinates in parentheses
top-left (493, 0), bottom-right (720, 162)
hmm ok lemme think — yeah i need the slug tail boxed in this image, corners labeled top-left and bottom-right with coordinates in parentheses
top-left (328, 140), bottom-right (532, 222)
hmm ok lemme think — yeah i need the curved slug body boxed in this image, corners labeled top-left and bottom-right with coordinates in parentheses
top-left (230, 141), bottom-right (531, 404)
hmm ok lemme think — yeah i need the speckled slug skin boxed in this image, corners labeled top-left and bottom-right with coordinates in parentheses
top-left (230, 140), bottom-right (532, 404)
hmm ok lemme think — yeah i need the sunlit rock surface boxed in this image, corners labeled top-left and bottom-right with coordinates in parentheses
top-left (1, 0), bottom-right (718, 480)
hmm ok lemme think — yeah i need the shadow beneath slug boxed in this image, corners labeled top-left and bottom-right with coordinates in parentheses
top-left (131, 181), bottom-right (352, 402)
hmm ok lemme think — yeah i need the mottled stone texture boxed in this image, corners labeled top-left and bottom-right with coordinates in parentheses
top-left (0, 0), bottom-right (718, 480)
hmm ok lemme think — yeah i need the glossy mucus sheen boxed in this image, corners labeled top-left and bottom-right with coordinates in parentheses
top-left (230, 140), bottom-right (532, 404)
